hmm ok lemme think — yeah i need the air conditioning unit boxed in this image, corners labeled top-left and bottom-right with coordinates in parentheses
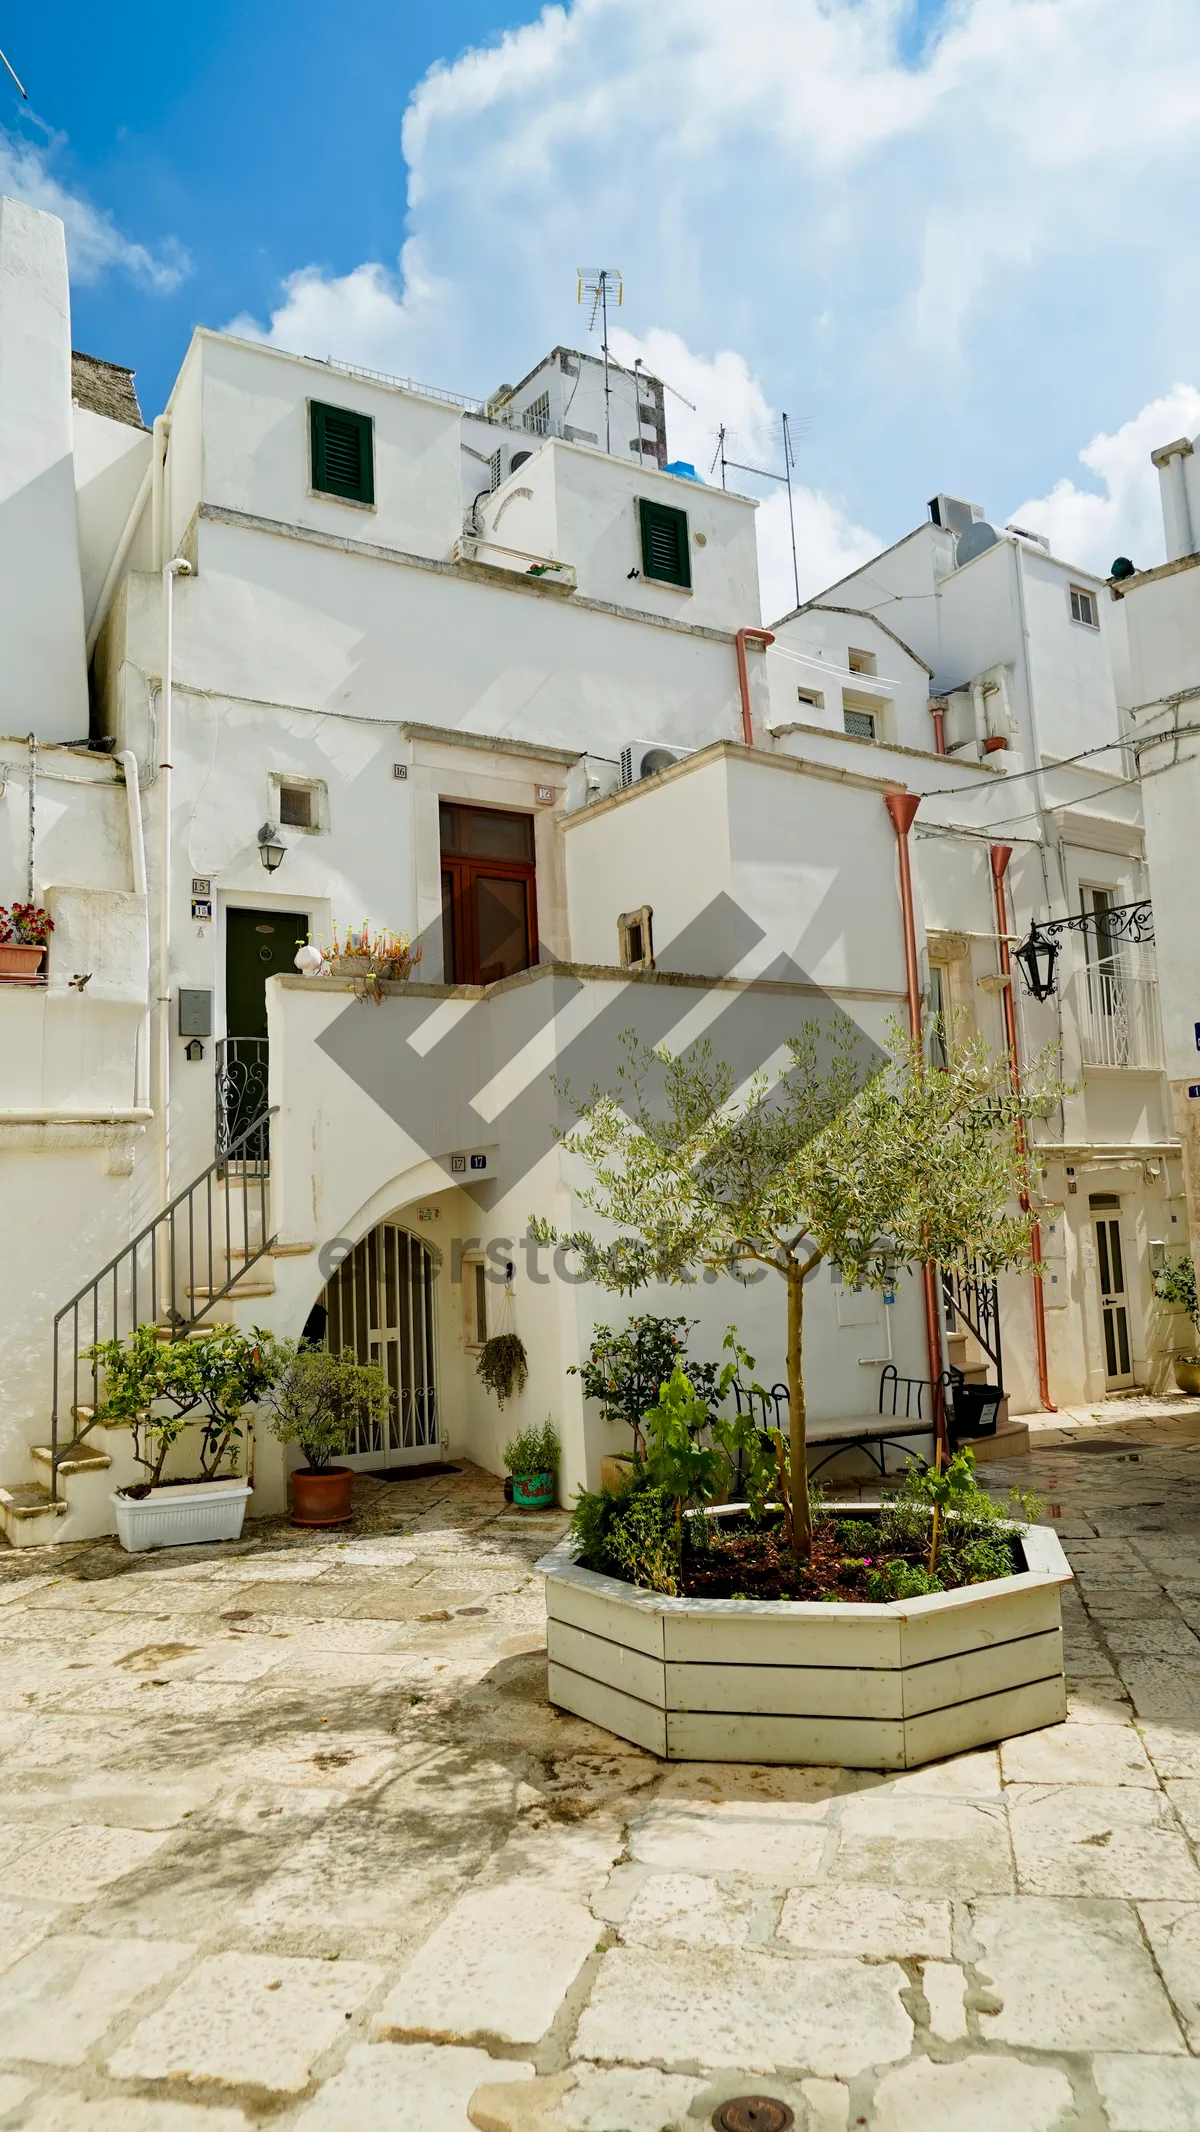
top-left (619, 739), bottom-right (691, 786)
top-left (563, 755), bottom-right (621, 814)
top-left (928, 494), bottom-right (985, 539)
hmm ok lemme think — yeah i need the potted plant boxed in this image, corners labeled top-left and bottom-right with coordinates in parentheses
top-left (476, 1330), bottom-right (528, 1406)
top-left (87, 1323), bottom-right (282, 1551)
top-left (264, 1345), bottom-right (391, 1525)
top-left (504, 1418), bottom-right (561, 1509)
top-left (0, 901), bottom-right (53, 982)
top-left (570, 1314), bottom-right (720, 1491)
top-left (322, 922), bottom-right (422, 1003)
top-left (1154, 1252), bottom-right (1200, 1395)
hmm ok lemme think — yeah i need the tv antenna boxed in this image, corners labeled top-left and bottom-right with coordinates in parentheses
top-left (0, 42), bottom-right (27, 97)
top-left (710, 411), bottom-right (805, 610)
top-left (577, 268), bottom-right (622, 454)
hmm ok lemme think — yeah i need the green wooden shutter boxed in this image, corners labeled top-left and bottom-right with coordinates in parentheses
top-left (310, 402), bottom-right (375, 504)
top-left (638, 498), bottom-right (691, 587)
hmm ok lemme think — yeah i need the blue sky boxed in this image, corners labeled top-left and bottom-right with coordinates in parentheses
top-left (5, 0), bottom-right (1199, 614)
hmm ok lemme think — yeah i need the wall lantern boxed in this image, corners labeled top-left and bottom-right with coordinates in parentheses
top-left (257, 822), bottom-right (286, 873)
top-left (1014, 923), bottom-right (1061, 1003)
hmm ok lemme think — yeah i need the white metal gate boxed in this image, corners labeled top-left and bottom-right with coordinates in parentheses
top-left (323, 1222), bottom-right (440, 1467)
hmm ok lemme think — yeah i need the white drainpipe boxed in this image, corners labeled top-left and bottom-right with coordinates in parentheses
top-left (156, 557), bottom-right (192, 1206)
top-left (117, 749), bottom-right (150, 1110)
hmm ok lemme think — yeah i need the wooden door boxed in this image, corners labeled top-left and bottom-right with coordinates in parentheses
top-left (439, 804), bottom-right (537, 985)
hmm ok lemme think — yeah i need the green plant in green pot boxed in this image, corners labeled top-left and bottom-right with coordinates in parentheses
top-left (264, 1345), bottom-right (391, 1526)
top-left (504, 1417), bottom-right (560, 1509)
top-left (1154, 1252), bottom-right (1200, 1395)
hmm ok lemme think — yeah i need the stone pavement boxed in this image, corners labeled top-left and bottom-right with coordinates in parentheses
top-left (0, 1410), bottom-right (1198, 2132)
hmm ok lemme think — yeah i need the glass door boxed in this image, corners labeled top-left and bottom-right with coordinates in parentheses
top-left (322, 1221), bottom-right (440, 1467)
top-left (1094, 1210), bottom-right (1134, 1388)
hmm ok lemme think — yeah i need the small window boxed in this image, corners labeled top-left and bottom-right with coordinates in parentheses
top-left (619, 906), bottom-right (654, 971)
top-left (523, 392), bottom-right (551, 436)
top-left (796, 687), bottom-right (825, 711)
top-left (489, 449), bottom-right (502, 492)
top-left (638, 498), bottom-right (691, 588)
top-left (473, 1261), bottom-right (488, 1344)
top-left (278, 785), bottom-right (315, 829)
top-left (310, 402), bottom-right (374, 506)
top-left (1070, 585), bottom-right (1099, 629)
top-left (843, 707), bottom-right (876, 741)
top-left (847, 648), bottom-right (877, 676)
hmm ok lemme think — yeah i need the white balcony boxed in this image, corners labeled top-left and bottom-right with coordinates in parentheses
top-left (1072, 955), bottom-right (1163, 1071)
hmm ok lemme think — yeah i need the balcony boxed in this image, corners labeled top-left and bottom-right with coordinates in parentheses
top-left (1072, 953), bottom-right (1163, 1071)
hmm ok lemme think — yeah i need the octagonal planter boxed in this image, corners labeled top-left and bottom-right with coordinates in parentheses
top-left (537, 1510), bottom-right (1072, 1771)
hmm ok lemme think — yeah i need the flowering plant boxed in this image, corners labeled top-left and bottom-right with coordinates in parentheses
top-left (0, 902), bottom-right (53, 946)
top-left (321, 921), bottom-right (422, 1003)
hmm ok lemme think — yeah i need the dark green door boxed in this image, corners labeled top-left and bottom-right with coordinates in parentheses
top-left (220, 909), bottom-right (309, 1152)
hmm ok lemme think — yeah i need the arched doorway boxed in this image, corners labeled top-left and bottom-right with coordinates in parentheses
top-left (321, 1220), bottom-right (440, 1469)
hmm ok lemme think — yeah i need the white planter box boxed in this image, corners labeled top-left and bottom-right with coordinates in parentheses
top-left (111, 1480), bottom-right (252, 1554)
top-left (537, 1512), bottom-right (1072, 1771)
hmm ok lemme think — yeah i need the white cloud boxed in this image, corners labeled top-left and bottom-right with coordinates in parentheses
top-left (1006, 385), bottom-right (1200, 575)
top-left (0, 131), bottom-right (188, 291)
top-left (232, 0), bottom-right (1200, 567)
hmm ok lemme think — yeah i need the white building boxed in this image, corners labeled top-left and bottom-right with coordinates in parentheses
top-left (0, 193), bottom-right (1180, 1548)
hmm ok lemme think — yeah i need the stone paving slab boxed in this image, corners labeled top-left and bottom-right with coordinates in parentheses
top-left (0, 1428), bottom-right (1197, 2127)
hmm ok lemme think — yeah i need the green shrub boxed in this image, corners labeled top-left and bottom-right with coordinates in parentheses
top-left (504, 1417), bottom-right (560, 1475)
top-left (604, 1485), bottom-right (679, 1596)
top-left (865, 1559), bottom-right (944, 1602)
top-left (264, 1346), bottom-right (391, 1472)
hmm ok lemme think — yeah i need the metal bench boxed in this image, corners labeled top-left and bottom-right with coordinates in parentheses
top-left (731, 1366), bottom-right (948, 1481)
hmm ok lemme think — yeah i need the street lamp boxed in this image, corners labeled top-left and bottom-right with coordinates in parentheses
top-left (1013, 923), bottom-right (1060, 1003)
top-left (257, 822), bottom-right (285, 873)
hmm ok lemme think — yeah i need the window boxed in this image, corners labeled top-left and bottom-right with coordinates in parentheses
top-left (928, 964), bottom-right (949, 1070)
top-left (523, 392), bottom-right (551, 435)
top-left (463, 1257), bottom-right (488, 1349)
top-left (309, 402), bottom-right (374, 506)
top-left (278, 784), bottom-right (315, 829)
top-left (618, 906), bottom-right (654, 971)
top-left (847, 647), bottom-right (877, 676)
top-left (843, 706), bottom-right (876, 741)
top-left (489, 449), bottom-right (502, 492)
top-left (1070, 585), bottom-right (1099, 629)
top-left (440, 803), bottom-right (538, 986)
top-left (796, 688), bottom-right (825, 711)
top-left (638, 498), bottom-right (691, 588)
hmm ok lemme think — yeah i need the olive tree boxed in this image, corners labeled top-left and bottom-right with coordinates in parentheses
top-left (532, 1015), bottom-right (1051, 1559)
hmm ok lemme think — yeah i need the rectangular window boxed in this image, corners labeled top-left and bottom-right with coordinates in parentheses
top-left (843, 706), bottom-right (876, 741)
top-left (847, 648), bottom-right (878, 676)
top-left (1070, 585), bottom-right (1099, 628)
top-left (638, 498), bottom-right (691, 588)
top-left (523, 392), bottom-right (551, 435)
top-left (489, 449), bottom-right (502, 492)
top-left (796, 687), bottom-right (825, 711)
top-left (278, 784), bottom-right (315, 829)
top-left (310, 402), bottom-right (374, 505)
top-left (440, 803), bottom-right (538, 986)
top-left (618, 906), bottom-right (654, 971)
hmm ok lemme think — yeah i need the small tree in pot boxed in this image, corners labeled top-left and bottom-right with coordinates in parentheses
top-left (264, 1346), bottom-right (391, 1525)
top-left (1154, 1252), bottom-right (1200, 1395)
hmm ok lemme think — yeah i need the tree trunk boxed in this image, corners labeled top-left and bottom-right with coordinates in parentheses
top-left (787, 1258), bottom-right (813, 1559)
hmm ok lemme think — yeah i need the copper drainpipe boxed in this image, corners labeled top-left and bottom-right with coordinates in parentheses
top-left (989, 844), bottom-right (1056, 1413)
top-left (735, 627), bottom-right (775, 745)
top-left (884, 791), bottom-right (948, 1458)
top-left (929, 702), bottom-right (947, 755)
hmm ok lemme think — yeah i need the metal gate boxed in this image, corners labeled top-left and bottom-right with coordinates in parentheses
top-left (322, 1222), bottom-right (440, 1467)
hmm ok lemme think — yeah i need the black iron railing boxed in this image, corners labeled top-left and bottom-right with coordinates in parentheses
top-left (940, 1254), bottom-right (1003, 1380)
top-left (49, 1107), bottom-right (276, 1499)
top-left (216, 1037), bottom-right (270, 1160)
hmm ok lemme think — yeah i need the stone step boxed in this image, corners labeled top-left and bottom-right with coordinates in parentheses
top-left (0, 1481), bottom-right (68, 1521)
top-left (185, 1279), bottom-right (275, 1301)
top-left (964, 1413), bottom-right (1028, 1463)
top-left (31, 1444), bottom-right (112, 1478)
top-left (228, 1241), bottom-right (312, 1261)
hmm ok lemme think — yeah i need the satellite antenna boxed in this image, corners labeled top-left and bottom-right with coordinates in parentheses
top-left (0, 43), bottom-right (27, 97)
top-left (710, 411), bottom-right (807, 610)
top-left (577, 268), bottom-right (622, 454)
top-left (955, 520), bottom-right (998, 567)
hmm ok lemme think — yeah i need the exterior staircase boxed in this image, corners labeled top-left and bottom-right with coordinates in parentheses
top-left (0, 1107), bottom-right (312, 1549)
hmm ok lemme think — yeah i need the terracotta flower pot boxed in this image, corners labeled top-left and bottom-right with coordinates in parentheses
top-left (290, 1465), bottom-right (354, 1526)
top-left (512, 1469), bottom-right (555, 1509)
top-left (983, 736), bottom-right (1008, 754)
top-left (0, 943), bottom-right (45, 982)
top-left (1174, 1357), bottom-right (1200, 1398)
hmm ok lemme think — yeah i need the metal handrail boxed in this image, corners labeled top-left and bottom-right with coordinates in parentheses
top-left (49, 1105), bottom-right (277, 1498)
top-left (940, 1253), bottom-right (1003, 1381)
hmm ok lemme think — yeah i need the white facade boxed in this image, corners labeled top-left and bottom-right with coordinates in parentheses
top-left (0, 195), bottom-right (1184, 1547)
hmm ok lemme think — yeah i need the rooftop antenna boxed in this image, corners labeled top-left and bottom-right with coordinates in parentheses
top-left (577, 268), bottom-right (622, 454)
top-left (710, 414), bottom-right (806, 611)
top-left (0, 42), bottom-right (27, 97)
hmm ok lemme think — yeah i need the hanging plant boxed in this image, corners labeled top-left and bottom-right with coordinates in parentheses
top-left (476, 1332), bottom-right (528, 1406)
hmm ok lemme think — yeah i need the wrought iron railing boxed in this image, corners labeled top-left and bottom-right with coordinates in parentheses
top-left (941, 1253), bottom-right (1003, 1380)
top-left (1073, 964), bottom-right (1163, 1071)
top-left (216, 1037), bottom-right (270, 1159)
top-left (49, 1107), bottom-right (276, 1499)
